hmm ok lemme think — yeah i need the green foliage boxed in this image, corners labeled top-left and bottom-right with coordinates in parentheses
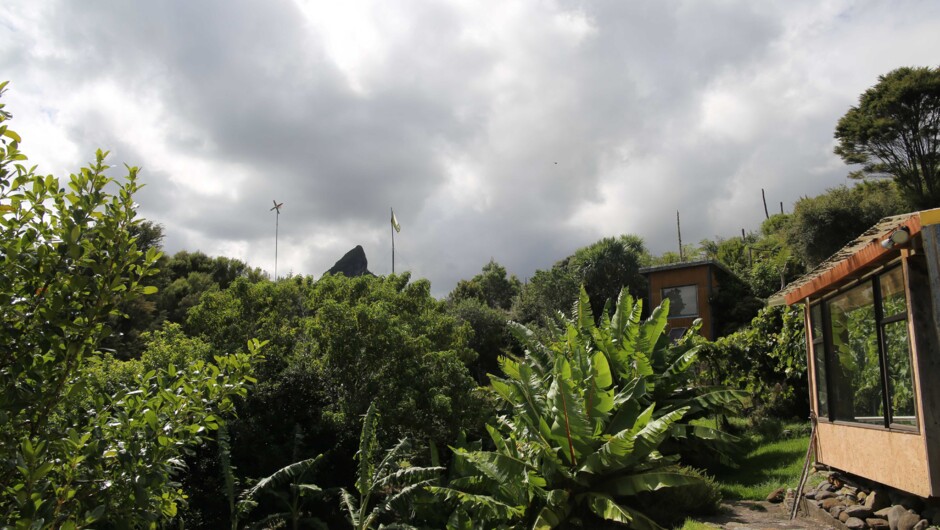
top-left (240, 455), bottom-right (328, 530)
top-left (708, 418), bottom-right (810, 500)
top-left (139, 321), bottom-right (216, 370)
top-left (447, 297), bottom-right (515, 384)
top-left (834, 65), bottom-right (940, 209)
top-left (697, 306), bottom-right (808, 422)
top-left (784, 181), bottom-right (910, 267)
top-left (633, 466), bottom-right (722, 528)
top-left (513, 235), bottom-right (648, 326)
top-left (449, 260), bottom-right (522, 311)
top-left (183, 271), bottom-right (486, 526)
top-left (0, 84), bottom-right (261, 527)
top-left (341, 403), bottom-right (444, 530)
top-left (433, 288), bottom-right (741, 529)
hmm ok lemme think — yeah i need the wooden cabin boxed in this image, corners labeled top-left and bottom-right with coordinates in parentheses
top-left (770, 208), bottom-right (940, 498)
top-left (641, 260), bottom-right (732, 341)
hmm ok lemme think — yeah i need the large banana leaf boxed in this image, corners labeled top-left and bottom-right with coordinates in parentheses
top-left (430, 486), bottom-right (526, 521)
top-left (243, 455), bottom-right (323, 502)
top-left (583, 493), bottom-right (663, 530)
top-left (356, 403), bottom-right (380, 497)
top-left (547, 360), bottom-right (593, 464)
top-left (597, 471), bottom-right (703, 497)
top-left (531, 489), bottom-right (571, 529)
top-left (623, 407), bottom-right (689, 467)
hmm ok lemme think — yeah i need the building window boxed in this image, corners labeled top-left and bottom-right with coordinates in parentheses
top-left (810, 304), bottom-right (828, 418)
top-left (662, 285), bottom-right (698, 318)
top-left (812, 266), bottom-right (917, 429)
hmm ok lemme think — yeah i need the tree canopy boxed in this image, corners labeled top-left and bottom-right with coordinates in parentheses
top-left (834, 66), bottom-right (940, 209)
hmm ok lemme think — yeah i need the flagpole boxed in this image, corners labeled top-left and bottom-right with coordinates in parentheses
top-left (391, 207), bottom-right (395, 274)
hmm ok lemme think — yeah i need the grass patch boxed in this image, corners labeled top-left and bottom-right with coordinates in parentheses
top-left (710, 418), bottom-right (811, 501)
top-left (676, 519), bottom-right (720, 530)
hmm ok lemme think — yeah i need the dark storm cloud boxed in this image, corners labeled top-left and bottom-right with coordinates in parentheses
top-left (3, 0), bottom-right (940, 295)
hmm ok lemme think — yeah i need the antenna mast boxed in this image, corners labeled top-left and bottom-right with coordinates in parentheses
top-left (270, 200), bottom-right (284, 279)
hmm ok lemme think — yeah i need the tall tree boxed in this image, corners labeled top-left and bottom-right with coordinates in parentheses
top-left (834, 66), bottom-right (940, 209)
top-left (785, 181), bottom-right (909, 267)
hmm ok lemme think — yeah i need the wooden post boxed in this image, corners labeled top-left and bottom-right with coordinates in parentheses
top-left (762, 188), bottom-right (770, 219)
top-left (677, 210), bottom-right (683, 261)
top-left (909, 225), bottom-right (940, 496)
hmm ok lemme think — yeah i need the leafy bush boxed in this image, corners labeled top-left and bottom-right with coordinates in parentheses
top-left (432, 288), bottom-right (742, 529)
top-left (697, 306), bottom-right (808, 422)
top-left (633, 466), bottom-right (722, 528)
top-left (0, 83), bottom-right (261, 527)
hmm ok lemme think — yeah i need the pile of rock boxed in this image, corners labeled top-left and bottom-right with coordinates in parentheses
top-left (803, 474), bottom-right (939, 530)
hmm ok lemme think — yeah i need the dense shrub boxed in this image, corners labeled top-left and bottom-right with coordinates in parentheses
top-left (697, 305), bottom-right (808, 422)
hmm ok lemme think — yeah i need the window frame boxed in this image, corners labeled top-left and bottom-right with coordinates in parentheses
top-left (809, 262), bottom-right (918, 432)
top-left (661, 284), bottom-right (699, 319)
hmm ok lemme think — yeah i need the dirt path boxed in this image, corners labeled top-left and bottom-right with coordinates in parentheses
top-left (693, 501), bottom-right (837, 530)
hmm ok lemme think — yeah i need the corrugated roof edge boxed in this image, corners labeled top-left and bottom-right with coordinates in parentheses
top-left (768, 208), bottom-right (940, 307)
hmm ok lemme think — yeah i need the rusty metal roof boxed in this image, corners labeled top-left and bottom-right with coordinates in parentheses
top-left (768, 210), bottom-right (936, 306)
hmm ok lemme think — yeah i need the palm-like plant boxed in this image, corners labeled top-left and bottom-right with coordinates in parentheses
top-left (239, 454), bottom-right (327, 530)
top-left (587, 291), bottom-right (746, 466)
top-left (432, 288), bottom-right (720, 529)
top-left (341, 403), bottom-right (444, 530)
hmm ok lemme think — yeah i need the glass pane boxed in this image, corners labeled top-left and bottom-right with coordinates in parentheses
top-left (810, 305), bottom-right (828, 417)
top-left (884, 320), bottom-right (917, 426)
top-left (811, 304), bottom-right (824, 342)
top-left (880, 267), bottom-right (907, 318)
top-left (662, 285), bottom-right (698, 318)
top-left (827, 282), bottom-right (884, 425)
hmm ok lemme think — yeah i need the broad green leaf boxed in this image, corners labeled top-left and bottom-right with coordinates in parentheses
top-left (598, 471), bottom-right (703, 496)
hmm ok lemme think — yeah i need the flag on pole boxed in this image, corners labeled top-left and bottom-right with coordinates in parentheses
top-left (391, 209), bottom-right (401, 233)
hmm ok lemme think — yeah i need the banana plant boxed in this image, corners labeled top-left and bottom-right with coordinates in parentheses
top-left (587, 289), bottom-right (747, 466)
top-left (432, 288), bottom-right (709, 529)
top-left (340, 402), bottom-right (444, 530)
top-left (239, 454), bottom-right (327, 530)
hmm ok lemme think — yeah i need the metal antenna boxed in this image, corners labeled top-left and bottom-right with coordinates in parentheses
top-left (270, 200), bottom-right (283, 279)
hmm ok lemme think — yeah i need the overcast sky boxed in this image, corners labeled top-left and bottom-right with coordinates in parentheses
top-left (2, 1), bottom-right (939, 296)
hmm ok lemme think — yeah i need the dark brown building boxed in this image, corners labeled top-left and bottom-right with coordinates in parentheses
top-left (640, 260), bottom-right (735, 341)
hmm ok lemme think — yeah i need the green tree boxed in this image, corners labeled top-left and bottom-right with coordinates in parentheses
top-left (512, 235), bottom-right (648, 326)
top-left (184, 272), bottom-right (486, 526)
top-left (449, 259), bottom-right (522, 311)
top-left (0, 84), bottom-right (259, 527)
top-left (784, 181), bottom-right (909, 267)
top-left (835, 66), bottom-right (940, 209)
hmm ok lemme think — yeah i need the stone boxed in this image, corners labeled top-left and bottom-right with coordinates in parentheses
top-left (859, 492), bottom-right (869, 502)
top-left (324, 245), bottom-right (374, 278)
top-left (846, 505), bottom-right (874, 519)
top-left (822, 497), bottom-right (845, 510)
top-left (911, 520), bottom-right (928, 530)
top-left (831, 505), bottom-right (847, 518)
top-left (866, 490), bottom-right (892, 512)
top-left (817, 491), bottom-right (836, 500)
top-left (875, 508), bottom-right (894, 518)
top-left (867, 518), bottom-right (890, 529)
top-left (898, 512), bottom-right (920, 530)
top-left (845, 517), bottom-right (867, 529)
top-left (766, 486), bottom-right (786, 503)
top-left (887, 505), bottom-right (908, 530)
top-left (840, 511), bottom-right (851, 523)
top-left (805, 491), bottom-right (817, 500)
